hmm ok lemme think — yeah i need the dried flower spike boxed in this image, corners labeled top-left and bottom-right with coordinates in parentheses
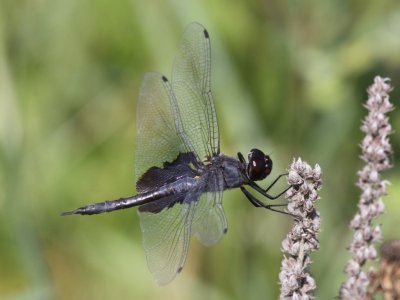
top-left (340, 76), bottom-right (394, 300)
top-left (279, 158), bottom-right (322, 300)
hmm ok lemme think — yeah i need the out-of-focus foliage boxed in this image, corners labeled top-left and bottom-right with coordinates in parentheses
top-left (0, 1), bottom-right (399, 299)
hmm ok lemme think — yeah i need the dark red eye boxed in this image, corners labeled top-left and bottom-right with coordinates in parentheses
top-left (246, 149), bottom-right (273, 181)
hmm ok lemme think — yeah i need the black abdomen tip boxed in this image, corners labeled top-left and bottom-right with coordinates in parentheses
top-left (61, 209), bottom-right (78, 216)
top-left (203, 29), bottom-right (209, 38)
top-left (161, 76), bottom-right (168, 82)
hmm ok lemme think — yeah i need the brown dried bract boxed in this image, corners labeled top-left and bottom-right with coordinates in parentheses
top-left (369, 240), bottom-right (400, 300)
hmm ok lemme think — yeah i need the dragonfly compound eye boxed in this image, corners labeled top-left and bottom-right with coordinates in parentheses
top-left (247, 149), bottom-right (273, 181)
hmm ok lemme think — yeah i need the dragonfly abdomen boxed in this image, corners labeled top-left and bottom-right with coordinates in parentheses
top-left (61, 177), bottom-right (197, 216)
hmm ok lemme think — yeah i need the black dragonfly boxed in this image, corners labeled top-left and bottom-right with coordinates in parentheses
top-left (62, 22), bottom-right (290, 285)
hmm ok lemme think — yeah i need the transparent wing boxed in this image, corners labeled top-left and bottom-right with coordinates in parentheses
top-left (135, 73), bottom-right (187, 190)
top-left (172, 22), bottom-right (220, 161)
top-left (138, 197), bottom-right (197, 285)
top-left (192, 171), bottom-right (227, 246)
top-left (138, 172), bottom-right (227, 284)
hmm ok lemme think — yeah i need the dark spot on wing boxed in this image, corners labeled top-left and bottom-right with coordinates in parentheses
top-left (161, 75), bottom-right (168, 82)
top-left (203, 29), bottom-right (209, 39)
top-left (177, 266), bottom-right (183, 273)
top-left (223, 227), bottom-right (228, 234)
top-left (136, 152), bottom-right (199, 193)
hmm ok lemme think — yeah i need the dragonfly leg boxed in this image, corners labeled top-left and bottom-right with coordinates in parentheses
top-left (237, 152), bottom-right (246, 163)
top-left (264, 173), bottom-right (288, 193)
top-left (248, 176), bottom-right (292, 200)
top-left (240, 186), bottom-right (292, 216)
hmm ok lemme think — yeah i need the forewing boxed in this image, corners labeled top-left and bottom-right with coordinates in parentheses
top-left (138, 197), bottom-right (197, 285)
top-left (192, 171), bottom-right (227, 246)
top-left (172, 22), bottom-right (220, 161)
top-left (135, 73), bottom-right (186, 191)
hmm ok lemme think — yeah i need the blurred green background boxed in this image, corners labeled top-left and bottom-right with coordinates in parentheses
top-left (1, 0), bottom-right (399, 299)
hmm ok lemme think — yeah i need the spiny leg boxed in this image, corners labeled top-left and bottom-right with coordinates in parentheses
top-left (265, 173), bottom-right (288, 193)
top-left (237, 152), bottom-right (246, 163)
top-left (248, 179), bottom-right (292, 200)
top-left (240, 186), bottom-right (292, 216)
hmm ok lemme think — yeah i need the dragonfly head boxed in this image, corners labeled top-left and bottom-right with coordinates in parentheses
top-left (246, 149), bottom-right (273, 181)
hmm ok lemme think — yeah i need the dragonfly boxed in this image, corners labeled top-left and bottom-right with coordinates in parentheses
top-left (62, 22), bottom-right (290, 285)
